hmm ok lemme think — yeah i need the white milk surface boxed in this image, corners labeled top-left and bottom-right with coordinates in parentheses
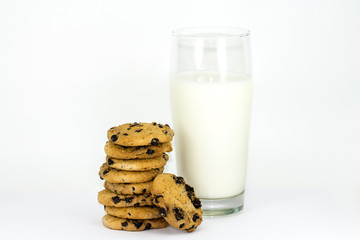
top-left (170, 72), bottom-right (252, 199)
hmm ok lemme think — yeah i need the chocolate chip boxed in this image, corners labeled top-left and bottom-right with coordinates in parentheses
top-left (127, 127), bottom-right (131, 130)
top-left (144, 223), bottom-right (152, 230)
top-left (152, 122), bottom-right (157, 126)
top-left (173, 175), bottom-right (185, 184)
top-left (125, 197), bottom-right (134, 203)
top-left (151, 138), bottom-right (159, 146)
top-left (193, 213), bottom-right (200, 222)
top-left (142, 188), bottom-right (146, 194)
top-left (165, 124), bottom-right (169, 127)
top-left (135, 129), bottom-right (143, 132)
top-left (179, 223), bottom-right (185, 229)
top-left (99, 176), bottom-right (103, 180)
top-left (185, 225), bottom-right (195, 231)
top-left (132, 122), bottom-right (139, 126)
top-left (154, 195), bottom-right (163, 204)
top-left (110, 134), bottom-right (118, 142)
top-left (173, 208), bottom-right (185, 221)
top-left (187, 189), bottom-right (195, 200)
top-left (162, 154), bottom-right (168, 161)
top-left (133, 203), bottom-right (140, 207)
top-left (158, 207), bottom-right (167, 217)
top-left (107, 158), bottom-right (114, 165)
top-left (178, 176), bottom-right (185, 183)
top-left (123, 133), bottom-right (128, 136)
top-left (146, 149), bottom-right (155, 155)
top-left (112, 196), bottom-right (121, 204)
top-left (133, 220), bottom-right (143, 229)
top-left (158, 124), bottom-right (163, 128)
top-left (163, 130), bottom-right (168, 135)
top-left (121, 221), bottom-right (128, 227)
top-left (128, 213), bottom-right (131, 216)
top-left (132, 187), bottom-right (135, 191)
top-left (129, 122), bottom-right (142, 128)
top-left (185, 184), bottom-right (194, 192)
top-left (192, 198), bottom-right (202, 209)
top-left (102, 169), bottom-right (110, 176)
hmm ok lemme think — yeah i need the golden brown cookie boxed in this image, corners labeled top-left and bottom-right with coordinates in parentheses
top-left (106, 153), bottom-right (168, 171)
top-left (104, 141), bottom-right (172, 159)
top-left (99, 163), bottom-right (164, 183)
top-left (104, 206), bottom-right (161, 219)
top-left (104, 181), bottom-right (153, 195)
top-left (102, 214), bottom-right (168, 231)
top-left (151, 173), bottom-right (203, 232)
top-left (98, 189), bottom-right (153, 207)
top-left (107, 122), bottom-right (174, 147)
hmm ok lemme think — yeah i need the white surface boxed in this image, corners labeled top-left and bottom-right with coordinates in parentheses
top-left (0, 0), bottom-right (359, 239)
top-left (0, 189), bottom-right (359, 239)
top-left (171, 72), bottom-right (252, 198)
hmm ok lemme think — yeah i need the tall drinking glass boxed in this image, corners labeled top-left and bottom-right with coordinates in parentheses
top-left (170, 27), bottom-right (252, 216)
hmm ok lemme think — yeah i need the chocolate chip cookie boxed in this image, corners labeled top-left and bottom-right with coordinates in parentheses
top-left (99, 163), bottom-right (164, 183)
top-left (105, 206), bottom-right (161, 219)
top-left (104, 141), bottom-right (172, 159)
top-left (104, 181), bottom-right (153, 195)
top-left (107, 122), bottom-right (174, 147)
top-left (106, 153), bottom-right (168, 171)
top-left (102, 214), bottom-right (168, 231)
top-left (98, 189), bottom-right (153, 207)
top-left (151, 173), bottom-right (203, 232)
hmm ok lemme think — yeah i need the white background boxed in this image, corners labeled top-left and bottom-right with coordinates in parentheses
top-left (0, 0), bottom-right (359, 239)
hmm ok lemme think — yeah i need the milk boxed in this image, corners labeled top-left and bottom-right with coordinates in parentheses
top-left (170, 71), bottom-right (252, 199)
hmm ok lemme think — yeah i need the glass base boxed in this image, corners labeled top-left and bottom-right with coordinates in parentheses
top-left (201, 192), bottom-right (244, 216)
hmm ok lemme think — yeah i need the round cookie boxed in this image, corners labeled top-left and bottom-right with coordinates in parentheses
top-left (151, 173), bottom-right (203, 232)
top-left (105, 206), bottom-right (161, 219)
top-left (107, 122), bottom-right (174, 147)
top-left (104, 141), bottom-right (172, 159)
top-left (98, 189), bottom-right (153, 207)
top-left (102, 214), bottom-right (168, 231)
top-left (99, 163), bottom-right (164, 183)
top-left (106, 153), bottom-right (168, 171)
top-left (104, 181), bottom-right (153, 195)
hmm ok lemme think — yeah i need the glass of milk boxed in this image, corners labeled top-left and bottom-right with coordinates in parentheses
top-left (170, 27), bottom-right (252, 216)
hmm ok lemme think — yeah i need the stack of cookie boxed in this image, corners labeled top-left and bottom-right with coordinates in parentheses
top-left (98, 122), bottom-right (174, 231)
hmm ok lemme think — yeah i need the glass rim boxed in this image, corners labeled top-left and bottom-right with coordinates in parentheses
top-left (171, 26), bottom-right (250, 39)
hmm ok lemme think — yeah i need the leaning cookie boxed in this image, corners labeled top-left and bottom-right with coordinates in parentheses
top-left (107, 122), bottom-right (174, 147)
top-left (102, 214), bottom-right (168, 231)
top-left (105, 206), bottom-right (161, 219)
top-left (104, 141), bottom-right (172, 159)
top-left (104, 181), bottom-right (153, 195)
top-left (106, 153), bottom-right (168, 171)
top-left (151, 173), bottom-right (203, 232)
top-left (98, 189), bottom-right (153, 207)
top-left (99, 163), bottom-right (164, 183)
